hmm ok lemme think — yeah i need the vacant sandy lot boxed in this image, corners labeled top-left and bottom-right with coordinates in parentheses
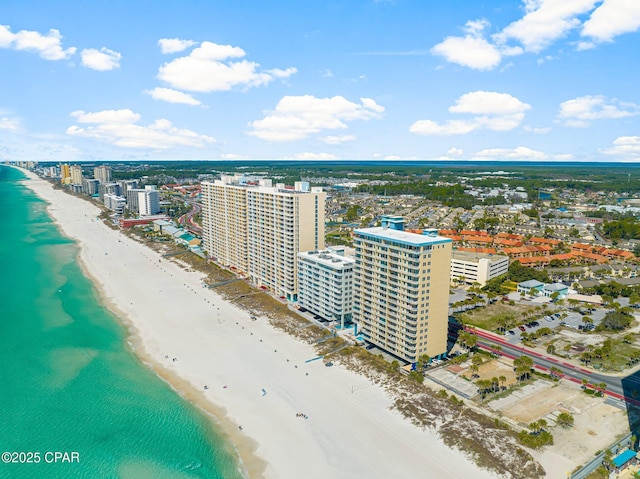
top-left (489, 376), bottom-right (629, 477)
top-left (467, 358), bottom-right (519, 387)
top-left (501, 381), bottom-right (578, 424)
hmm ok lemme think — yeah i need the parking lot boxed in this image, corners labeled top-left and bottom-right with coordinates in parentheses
top-left (503, 303), bottom-right (607, 344)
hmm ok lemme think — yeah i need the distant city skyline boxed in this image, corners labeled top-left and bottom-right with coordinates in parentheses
top-left (1, 0), bottom-right (639, 162)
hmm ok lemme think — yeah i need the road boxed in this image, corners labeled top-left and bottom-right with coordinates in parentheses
top-left (177, 200), bottom-right (202, 235)
top-left (467, 327), bottom-right (640, 405)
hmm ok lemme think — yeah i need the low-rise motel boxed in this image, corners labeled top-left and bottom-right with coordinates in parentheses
top-left (353, 215), bottom-right (452, 364)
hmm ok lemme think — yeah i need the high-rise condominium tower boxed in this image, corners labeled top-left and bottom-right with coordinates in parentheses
top-left (202, 175), bottom-right (326, 301)
top-left (353, 216), bottom-right (452, 363)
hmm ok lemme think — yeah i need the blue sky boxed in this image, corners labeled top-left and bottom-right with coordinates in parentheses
top-left (1, 0), bottom-right (640, 162)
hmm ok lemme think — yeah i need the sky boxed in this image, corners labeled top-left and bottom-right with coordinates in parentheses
top-left (1, 0), bottom-right (640, 162)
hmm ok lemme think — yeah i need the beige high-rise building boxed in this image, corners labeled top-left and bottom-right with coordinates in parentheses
top-left (70, 165), bottom-right (83, 185)
top-left (201, 175), bottom-right (249, 275)
top-left (353, 216), bottom-right (452, 363)
top-left (94, 165), bottom-right (112, 183)
top-left (202, 175), bottom-right (326, 301)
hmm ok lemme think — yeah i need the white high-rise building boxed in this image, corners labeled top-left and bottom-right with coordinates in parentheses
top-left (202, 175), bottom-right (326, 301)
top-left (126, 188), bottom-right (145, 213)
top-left (103, 194), bottom-right (126, 215)
top-left (298, 247), bottom-right (354, 328)
top-left (138, 189), bottom-right (160, 216)
top-left (353, 217), bottom-right (452, 363)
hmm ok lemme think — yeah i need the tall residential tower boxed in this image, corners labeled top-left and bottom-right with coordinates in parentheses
top-left (202, 175), bottom-right (326, 301)
top-left (353, 216), bottom-right (452, 363)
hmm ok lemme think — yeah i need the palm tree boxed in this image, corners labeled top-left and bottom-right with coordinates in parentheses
top-left (597, 382), bottom-right (607, 397)
top-left (491, 376), bottom-right (500, 397)
top-left (582, 315), bottom-right (593, 329)
top-left (546, 344), bottom-right (556, 355)
top-left (514, 355), bottom-right (534, 382)
top-left (581, 378), bottom-right (590, 390)
top-left (549, 366), bottom-right (562, 381)
top-left (499, 375), bottom-right (507, 391)
top-left (477, 379), bottom-right (491, 402)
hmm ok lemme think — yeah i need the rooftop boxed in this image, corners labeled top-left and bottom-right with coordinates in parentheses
top-left (451, 250), bottom-right (507, 263)
top-left (355, 227), bottom-right (451, 246)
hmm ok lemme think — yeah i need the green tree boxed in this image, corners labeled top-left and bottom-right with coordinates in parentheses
top-left (557, 412), bottom-right (574, 428)
top-left (408, 370), bottom-right (424, 383)
top-left (514, 355), bottom-right (534, 382)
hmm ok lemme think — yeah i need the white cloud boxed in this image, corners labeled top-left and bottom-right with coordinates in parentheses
top-left (602, 135), bottom-right (640, 160)
top-left (248, 95), bottom-right (384, 142)
top-left (582, 0), bottom-right (640, 43)
top-left (447, 147), bottom-right (464, 157)
top-left (494, 0), bottom-right (598, 52)
top-left (157, 41), bottom-right (297, 92)
top-left (553, 153), bottom-right (575, 160)
top-left (81, 47), bottom-right (121, 71)
top-left (292, 152), bottom-right (339, 160)
top-left (473, 146), bottom-right (549, 160)
top-left (145, 87), bottom-right (201, 106)
top-left (431, 0), bottom-right (632, 69)
top-left (575, 40), bottom-right (596, 50)
top-left (431, 19), bottom-right (502, 70)
top-left (320, 69), bottom-right (333, 77)
top-left (410, 119), bottom-right (478, 135)
top-left (558, 95), bottom-right (640, 126)
top-left (220, 153), bottom-right (249, 159)
top-left (319, 135), bottom-right (356, 144)
top-left (524, 125), bottom-right (552, 133)
top-left (158, 38), bottom-right (197, 54)
top-left (410, 91), bottom-right (530, 136)
top-left (0, 117), bottom-right (20, 131)
top-left (0, 24), bottom-right (76, 60)
top-left (449, 91), bottom-right (530, 115)
top-left (67, 109), bottom-right (215, 149)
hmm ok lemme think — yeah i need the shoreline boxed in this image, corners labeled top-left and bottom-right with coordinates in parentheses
top-left (15, 167), bottom-right (497, 479)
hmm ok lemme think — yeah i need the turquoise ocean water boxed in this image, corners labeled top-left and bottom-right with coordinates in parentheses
top-left (0, 166), bottom-right (244, 479)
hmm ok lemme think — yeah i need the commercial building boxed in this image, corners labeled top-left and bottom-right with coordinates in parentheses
top-left (353, 216), bottom-right (452, 363)
top-left (450, 250), bottom-right (509, 286)
top-left (298, 246), bottom-right (354, 328)
top-left (202, 175), bottom-right (326, 300)
top-left (93, 165), bottom-right (112, 183)
top-left (542, 283), bottom-right (569, 299)
top-left (517, 279), bottom-right (544, 296)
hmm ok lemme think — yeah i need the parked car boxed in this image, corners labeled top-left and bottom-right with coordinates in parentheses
top-left (519, 326), bottom-right (526, 332)
top-left (507, 330), bottom-right (515, 335)
top-left (531, 321), bottom-right (539, 327)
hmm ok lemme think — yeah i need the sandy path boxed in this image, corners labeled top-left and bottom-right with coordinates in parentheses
top-left (20, 170), bottom-right (496, 479)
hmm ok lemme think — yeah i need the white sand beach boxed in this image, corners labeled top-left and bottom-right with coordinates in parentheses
top-left (20, 170), bottom-right (497, 479)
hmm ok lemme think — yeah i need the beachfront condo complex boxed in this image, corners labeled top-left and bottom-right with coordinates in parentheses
top-left (297, 247), bottom-right (354, 329)
top-left (353, 216), bottom-right (452, 363)
top-left (202, 175), bottom-right (326, 301)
